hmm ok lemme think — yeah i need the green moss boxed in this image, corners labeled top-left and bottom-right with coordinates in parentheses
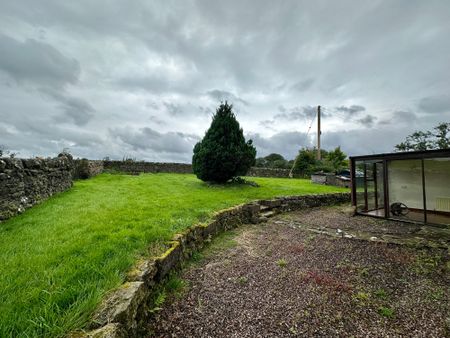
top-left (156, 241), bottom-right (179, 259)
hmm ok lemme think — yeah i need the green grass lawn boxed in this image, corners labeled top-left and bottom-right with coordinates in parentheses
top-left (0, 173), bottom-right (346, 337)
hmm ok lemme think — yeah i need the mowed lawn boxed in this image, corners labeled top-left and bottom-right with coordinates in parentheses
top-left (0, 173), bottom-right (346, 337)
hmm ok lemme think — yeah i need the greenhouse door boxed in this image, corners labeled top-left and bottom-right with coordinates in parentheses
top-left (361, 161), bottom-right (385, 216)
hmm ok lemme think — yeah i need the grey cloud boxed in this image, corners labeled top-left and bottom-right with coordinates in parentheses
top-left (117, 76), bottom-right (181, 94)
top-left (163, 102), bottom-right (183, 116)
top-left (258, 119), bottom-right (276, 131)
top-left (290, 78), bottom-right (314, 92)
top-left (357, 114), bottom-right (377, 128)
top-left (248, 131), bottom-right (310, 159)
top-left (1, 1), bottom-right (450, 161)
top-left (206, 90), bottom-right (249, 106)
top-left (278, 105), bottom-right (287, 113)
top-left (0, 118), bottom-right (104, 158)
top-left (336, 105), bottom-right (366, 116)
top-left (0, 34), bottom-right (80, 87)
top-left (249, 125), bottom-right (419, 160)
top-left (418, 95), bottom-right (450, 114)
top-left (198, 106), bottom-right (214, 116)
top-left (112, 127), bottom-right (200, 154)
top-left (44, 90), bottom-right (95, 126)
top-left (275, 106), bottom-right (319, 121)
top-left (149, 115), bottom-right (166, 125)
top-left (378, 111), bottom-right (417, 125)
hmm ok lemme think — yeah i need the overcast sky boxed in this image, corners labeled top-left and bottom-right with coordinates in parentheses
top-left (1, 0), bottom-right (450, 162)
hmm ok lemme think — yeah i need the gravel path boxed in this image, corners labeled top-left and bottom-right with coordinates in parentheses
top-left (147, 206), bottom-right (450, 337)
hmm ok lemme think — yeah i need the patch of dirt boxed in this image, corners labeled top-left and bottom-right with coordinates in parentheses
top-left (146, 206), bottom-right (450, 337)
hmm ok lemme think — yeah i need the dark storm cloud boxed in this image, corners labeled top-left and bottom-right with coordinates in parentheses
top-left (206, 90), bottom-right (249, 106)
top-left (112, 127), bottom-right (200, 154)
top-left (418, 95), bottom-right (450, 114)
top-left (336, 105), bottom-right (366, 116)
top-left (0, 34), bottom-right (80, 87)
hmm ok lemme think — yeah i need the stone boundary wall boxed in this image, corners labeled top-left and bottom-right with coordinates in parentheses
top-left (84, 160), bottom-right (104, 177)
top-left (246, 167), bottom-right (291, 178)
top-left (311, 173), bottom-right (351, 188)
top-left (0, 154), bottom-right (74, 221)
top-left (75, 192), bottom-right (351, 338)
top-left (102, 160), bottom-right (293, 179)
top-left (103, 161), bottom-right (193, 175)
top-left (73, 159), bottom-right (104, 179)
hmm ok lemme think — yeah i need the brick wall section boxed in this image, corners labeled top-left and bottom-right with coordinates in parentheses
top-left (0, 154), bottom-right (74, 221)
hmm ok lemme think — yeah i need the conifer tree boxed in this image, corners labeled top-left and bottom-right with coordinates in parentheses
top-left (192, 102), bottom-right (256, 183)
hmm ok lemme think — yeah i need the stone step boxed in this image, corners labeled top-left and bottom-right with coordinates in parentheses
top-left (260, 210), bottom-right (277, 218)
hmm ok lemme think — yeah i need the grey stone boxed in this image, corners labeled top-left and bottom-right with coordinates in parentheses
top-left (0, 156), bottom-right (74, 221)
top-left (72, 323), bottom-right (124, 338)
top-left (91, 282), bottom-right (147, 330)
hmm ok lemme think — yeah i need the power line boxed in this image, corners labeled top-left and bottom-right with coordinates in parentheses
top-left (305, 114), bottom-right (316, 137)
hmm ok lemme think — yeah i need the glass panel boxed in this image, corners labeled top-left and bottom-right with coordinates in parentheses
top-left (375, 162), bottom-right (385, 214)
top-left (355, 160), bottom-right (365, 213)
top-left (355, 160), bottom-right (385, 217)
top-left (387, 159), bottom-right (424, 223)
top-left (424, 157), bottom-right (450, 226)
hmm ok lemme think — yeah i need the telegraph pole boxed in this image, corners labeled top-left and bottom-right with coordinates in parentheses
top-left (317, 105), bottom-right (321, 160)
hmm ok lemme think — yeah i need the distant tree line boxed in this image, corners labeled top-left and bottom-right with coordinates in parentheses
top-left (395, 122), bottom-right (450, 152)
top-left (254, 153), bottom-right (294, 169)
top-left (255, 146), bottom-right (348, 178)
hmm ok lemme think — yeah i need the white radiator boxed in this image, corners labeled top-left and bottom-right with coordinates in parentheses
top-left (436, 197), bottom-right (450, 211)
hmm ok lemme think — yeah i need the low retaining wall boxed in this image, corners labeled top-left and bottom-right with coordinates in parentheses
top-left (76, 192), bottom-right (351, 337)
top-left (0, 154), bottom-right (74, 221)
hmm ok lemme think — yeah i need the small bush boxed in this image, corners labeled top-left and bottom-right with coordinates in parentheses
top-left (276, 258), bottom-right (288, 268)
top-left (378, 306), bottom-right (395, 318)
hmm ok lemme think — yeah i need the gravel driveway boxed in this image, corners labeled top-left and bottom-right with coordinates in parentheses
top-left (146, 205), bottom-right (450, 337)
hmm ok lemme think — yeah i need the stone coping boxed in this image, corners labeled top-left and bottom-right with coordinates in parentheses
top-left (69, 193), bottom-right (350, 338)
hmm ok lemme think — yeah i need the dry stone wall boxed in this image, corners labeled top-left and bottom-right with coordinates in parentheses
top-left (246, 167), bottom-right (291, 178)
top-left (73, 159), bottom-right (104, 179)
top-left (103, 160), bottom-right (294, 179)
top-left (0, 154), bottom-right (74, 221)
top-left (76, 192), bottom-right (351, 338)
top-left (103, 161), bottom-right (193, 174)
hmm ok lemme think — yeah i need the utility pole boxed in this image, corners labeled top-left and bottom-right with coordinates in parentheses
top-left (317, 105), bottom-right (321, 160)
